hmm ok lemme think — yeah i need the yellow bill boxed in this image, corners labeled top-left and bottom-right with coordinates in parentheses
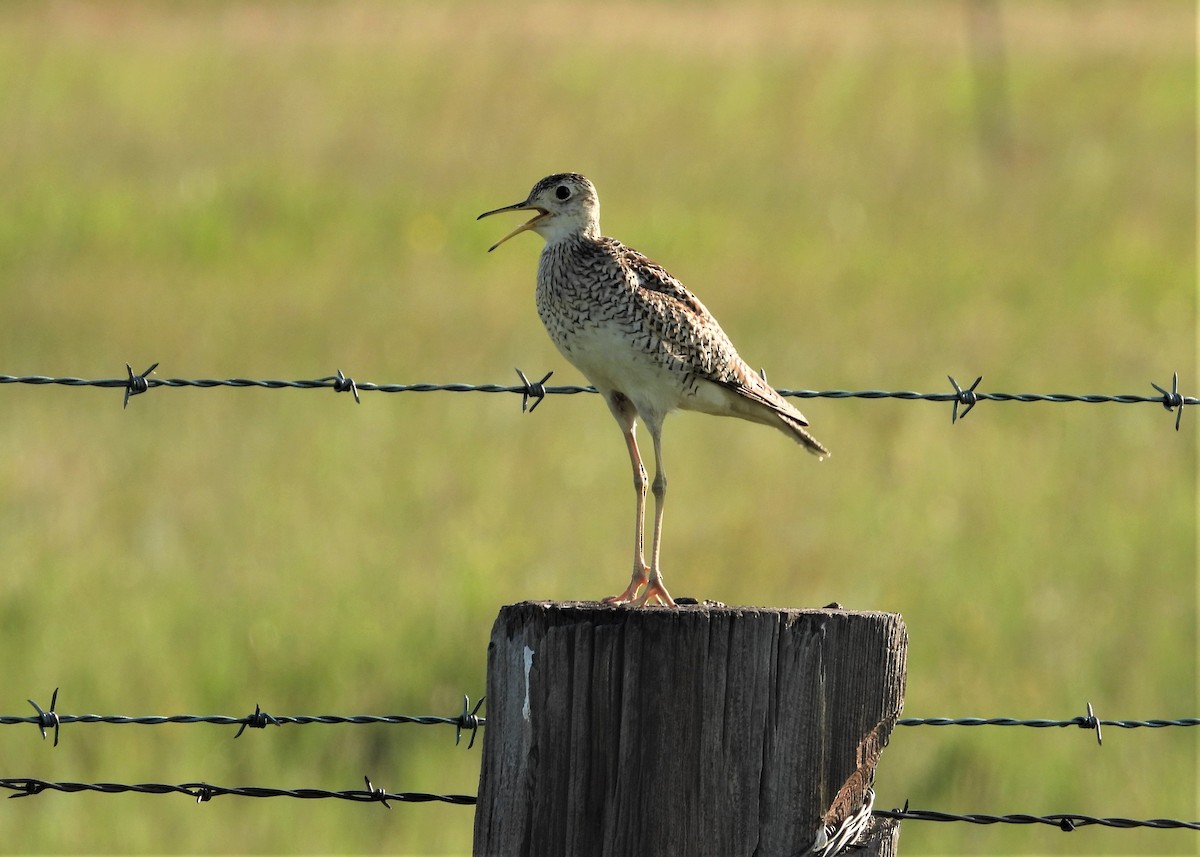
top-left (477, 201), bottom-right (550, 252)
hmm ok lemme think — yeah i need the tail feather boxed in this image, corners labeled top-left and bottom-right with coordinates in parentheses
top-left (691, 375), bottom-right (830, 459)
top-left (723, 360), bottom-right (829, 459)
top-left (777, 410), bottom-right (830, 459)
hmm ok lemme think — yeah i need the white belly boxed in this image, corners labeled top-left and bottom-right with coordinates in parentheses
top-left (548, 320), bottom-right (694, 413)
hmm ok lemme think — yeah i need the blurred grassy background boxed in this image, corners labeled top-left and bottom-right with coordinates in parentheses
top-left (0, 1), bottom-right (1194, 854)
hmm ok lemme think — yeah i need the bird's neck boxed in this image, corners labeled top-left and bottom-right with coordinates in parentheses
top-left (536, 231), bottom-right (601, 301)
top-left (537, 220), bottom-right (601, 247)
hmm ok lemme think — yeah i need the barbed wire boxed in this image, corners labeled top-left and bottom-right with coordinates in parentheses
top-left (897, 702), bottom-right (1200, 746)
top-left (9, 691), bottom-right (1194, 752)
top-left (5, 689), bottom-right (486, 749)
top-left (2, 775), bottom-right (1196, 833)
top-left (874, 804), bottom-right (1200, 832)
top-left (0, 366), bottom-right (1191, 427)
top-left (3, 693), bottom-right (1197, 833)
top-left (899, 715), bottom-right (1200, 729)
top-left (0, 776), bottom-right (475, 807)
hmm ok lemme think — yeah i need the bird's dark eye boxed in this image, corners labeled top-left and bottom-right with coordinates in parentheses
top-left (555, 185), bottom-right (571, 201)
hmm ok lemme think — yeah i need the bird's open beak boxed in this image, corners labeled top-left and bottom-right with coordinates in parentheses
top-left (477, 200), bottom-right (550, 252)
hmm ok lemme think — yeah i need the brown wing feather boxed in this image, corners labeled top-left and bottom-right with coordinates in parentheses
top-left (609, 239), bottom-right (810, 420)
top-left (555, 237), bottom-right (827, 457)
top-left (607, 240), bottom-right (829, 457)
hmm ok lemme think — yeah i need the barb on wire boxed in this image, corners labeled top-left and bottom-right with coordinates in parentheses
top-left (123, 362), bottom-right (158, 409)
top-left (1, 367), bottom-right (1194, 426)
top-left (1, 691), bottom-right (486, 747)
top-left (363, 775), bottom-right (392, 809)
top-left (1082, 702), bottom-right (1103, 745)
top-left (26, 688), bottom-right (60, 747)
top-left (455, 694), bottom-right (486, 749)
top-left (948, 375), bottom-right (982, 423)
top-left (233, 704), bottom-right (280, 739)
top-left (514, 367), bottom-right (553, 413)
top-left (325, 369), bottom-right (360, 404)
top-left (875, 802), bottom-right (1200, 831)
top-left (1151, 371), bottom-right (1186, 430)
top-left (0, 777), bottom-right (476, 805)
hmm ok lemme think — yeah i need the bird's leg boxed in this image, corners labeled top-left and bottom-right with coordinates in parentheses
top-left (602, 398), bottom-right (650, 605)
top-left (631, 418), bottom-right (675, 607)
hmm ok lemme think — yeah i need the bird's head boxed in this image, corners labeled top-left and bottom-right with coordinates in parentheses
top-left (478, 173), bottom-right (600, 252)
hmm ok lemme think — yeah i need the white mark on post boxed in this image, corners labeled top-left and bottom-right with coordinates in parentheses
top-left (522, 645), bottom-right (534, 721)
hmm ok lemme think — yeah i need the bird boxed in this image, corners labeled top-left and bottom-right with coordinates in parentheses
top-left (478, 173), bottom-right (827, 607)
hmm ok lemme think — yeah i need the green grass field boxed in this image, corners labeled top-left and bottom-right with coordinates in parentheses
top-left (0, 2), bottom-right (1194, 854)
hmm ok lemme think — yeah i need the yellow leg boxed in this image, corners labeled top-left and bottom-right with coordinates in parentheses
top-left (630, 417), bottom-right (675, 607)
top-left (602, 394), bottom-right (652, 605)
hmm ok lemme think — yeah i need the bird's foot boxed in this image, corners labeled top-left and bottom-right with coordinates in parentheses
top-left (631, 576), bottom-right (675, 607)
top-left (602, 568), bottom-right (649, 606)
top-left (603, 569), bottom-right (676, 607)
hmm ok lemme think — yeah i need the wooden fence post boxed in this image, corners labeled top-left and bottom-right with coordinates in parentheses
top-left (473, 602), bottom-right (907, 856)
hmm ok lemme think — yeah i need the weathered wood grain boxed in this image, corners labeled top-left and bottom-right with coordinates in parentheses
top-left (474, 602), bottom-right (907, 857)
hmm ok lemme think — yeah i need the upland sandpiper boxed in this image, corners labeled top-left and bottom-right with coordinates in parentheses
top-left (479, 173), bottom-right (827, 607)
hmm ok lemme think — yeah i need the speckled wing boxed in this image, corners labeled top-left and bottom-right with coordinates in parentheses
top-left (606, 240), bottom-right (803, 413)
top-left (603, 238), bottom-right (829, 457)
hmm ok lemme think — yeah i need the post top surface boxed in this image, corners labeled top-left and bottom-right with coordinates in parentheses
top-left (499, 599), bottom-right (905, 626)
top-left (492, 602), bottom-right (909, 654)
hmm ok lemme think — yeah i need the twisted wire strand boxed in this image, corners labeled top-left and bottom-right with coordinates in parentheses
top-left (0, 372), bottom-right (590, 397)
top-left (0, 712), bottom-right (484, 728)
top-left (4, 692), bottom-right (1198, 830)
top-left (4, 776), bottom-right (1198, 832)
top-left (873, 806), bottom-right (1200, 831)
top-left (1, 368), bottom-right (1192, 427)
top-left (0, 374), bottom-right (1188, 405)
top-left (9, 711), bottom-right (1192, 733)
top-left (8, 690), bottom-right (486, 748)
top-left (0, 777), bottom-right (475, 806)
top-left (8, 689), bottom-right (1191, 747)
top-left (899, 716), bottom-right (1200, 728)
top-left (900, 704), bottom-right (1197, 748)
